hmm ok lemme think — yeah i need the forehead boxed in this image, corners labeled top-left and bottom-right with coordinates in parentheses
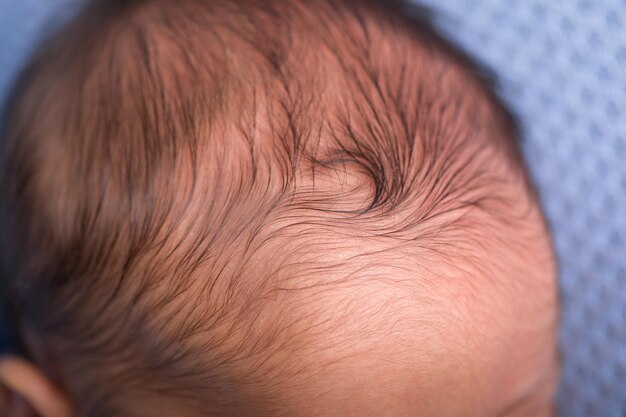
top-left (259, 229), bottom-right (558, 417)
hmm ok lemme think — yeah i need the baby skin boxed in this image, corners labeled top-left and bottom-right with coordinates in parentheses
top-left (0, 1), bottom-right (559, 416)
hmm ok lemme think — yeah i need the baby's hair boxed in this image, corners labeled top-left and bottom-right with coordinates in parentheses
top-left (0, 1), bottom-right (533, 416)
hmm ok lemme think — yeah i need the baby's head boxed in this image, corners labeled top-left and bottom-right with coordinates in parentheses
top-left (0, 1), bottom-right (559, 416)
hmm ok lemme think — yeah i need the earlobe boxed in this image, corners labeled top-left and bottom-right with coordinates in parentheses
top-left (0, 356), bottom-right (74, 417)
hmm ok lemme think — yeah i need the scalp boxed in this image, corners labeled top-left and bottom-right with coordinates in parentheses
top-left (0, 1), bottom-right (544, 416)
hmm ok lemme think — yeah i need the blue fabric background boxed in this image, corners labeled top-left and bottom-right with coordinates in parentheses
top-left (1, 1), bottom-right (625, 416)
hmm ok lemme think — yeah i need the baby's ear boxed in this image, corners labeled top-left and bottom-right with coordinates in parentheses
top-left (0, 356), bottom-right (74, 417)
